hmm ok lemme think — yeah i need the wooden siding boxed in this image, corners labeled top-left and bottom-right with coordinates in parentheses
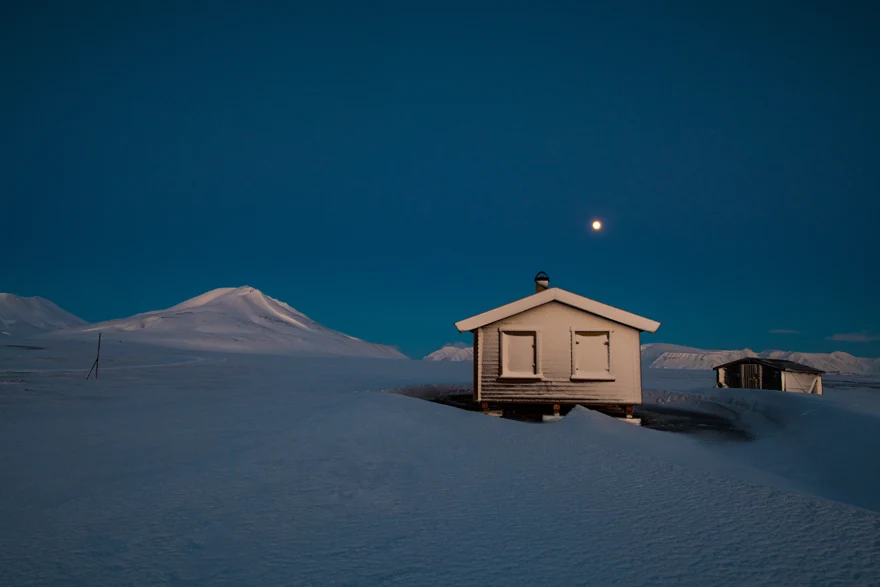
top-left (478, 301), bottom-right (642, 404)
top-left (472, 327), bottom-right (481, 402)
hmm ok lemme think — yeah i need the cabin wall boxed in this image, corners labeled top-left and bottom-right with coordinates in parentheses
top-left (724, 366), bottom-right (742, 388)
top-left (478, 302), bottom-right (642, 404)
top-left (762, 366), bottom-right (783, 391)
top-left (472, 327), bottom-right (481, 402)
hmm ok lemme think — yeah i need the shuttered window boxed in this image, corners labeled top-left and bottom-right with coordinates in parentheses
top-left (500, 330), bottom-right (541, 378)
top-left (571, 331), bottom-right (612, 380)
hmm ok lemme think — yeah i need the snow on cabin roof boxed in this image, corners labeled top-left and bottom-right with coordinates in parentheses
top-left (712, 357), bottom-right (824, 374)
top-left (454, 287), bottom-right (661, 334)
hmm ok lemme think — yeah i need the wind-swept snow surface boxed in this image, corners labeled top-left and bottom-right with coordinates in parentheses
top-left (424, 345), bottom-right (474, 361)
top-left (1, 343), bottom-right (879, 585)
top-left (52, 286), bottom-right (405, 359)
top-left (0, 293), bottom-right (87, 336)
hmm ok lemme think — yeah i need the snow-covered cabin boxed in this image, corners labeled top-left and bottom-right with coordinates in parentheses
top-left (454, 273), bottom-right (660, 414)
top-left (714, 358), bottom-right (824, 394)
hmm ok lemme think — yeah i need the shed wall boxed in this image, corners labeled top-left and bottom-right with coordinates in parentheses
top-left (784, 372), bottom-right (821, 394)
top-left (478, 301), bottom-right (642, 404)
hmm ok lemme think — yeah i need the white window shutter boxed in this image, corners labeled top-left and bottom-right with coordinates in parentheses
top-left (572, 331), bottom-right (611, 377)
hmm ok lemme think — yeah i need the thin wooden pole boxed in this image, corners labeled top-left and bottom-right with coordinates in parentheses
top-left (96, 333), bottom-right (102, 379)
top-left (86, 333), bottom-right (102, 380)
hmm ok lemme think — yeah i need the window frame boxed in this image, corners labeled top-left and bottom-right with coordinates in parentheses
top-left (570, 329), bottom-right (615, 381)
top-left (498, 327), bottom-right (543, 380)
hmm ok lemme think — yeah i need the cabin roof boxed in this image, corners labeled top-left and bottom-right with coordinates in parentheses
top-left (712, 357), bottom-right (824, 374)
top-left (454, 287), bottom-right (661, 334)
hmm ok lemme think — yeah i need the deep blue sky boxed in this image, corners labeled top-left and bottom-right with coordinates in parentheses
top-left (2, 1), bottom-right (878, 358)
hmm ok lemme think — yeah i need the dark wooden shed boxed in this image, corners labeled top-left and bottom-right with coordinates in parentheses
top-left (714, 358), bottom-right (824, 394)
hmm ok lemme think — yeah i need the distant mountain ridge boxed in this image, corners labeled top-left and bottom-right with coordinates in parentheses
top-left (642, 343), bottom-right (880, 375)
top-left (424, 341), bottom-right (878, 375)
top-left (0, 293), bottom-right (87, 337)
top-left (50, 286), bottom-right (405, 359)
top-left (424, 346), bottom-right (474, 362)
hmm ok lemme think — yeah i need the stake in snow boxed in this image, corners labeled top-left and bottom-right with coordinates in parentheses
top-left (454, 272), bottom-right (660, 418)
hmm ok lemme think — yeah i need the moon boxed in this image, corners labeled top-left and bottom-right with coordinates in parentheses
top-left (591, 220), bottom-right (602, 231)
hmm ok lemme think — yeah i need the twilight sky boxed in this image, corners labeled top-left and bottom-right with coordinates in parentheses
top-left (2, 1), bottom-right (878, 358)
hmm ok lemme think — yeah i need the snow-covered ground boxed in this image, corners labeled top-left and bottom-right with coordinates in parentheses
top-left (1, 340), bottom-right (879, 585)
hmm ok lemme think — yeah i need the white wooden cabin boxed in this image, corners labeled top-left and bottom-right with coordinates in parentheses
top-left (454, 273), bottom-right (660, 415)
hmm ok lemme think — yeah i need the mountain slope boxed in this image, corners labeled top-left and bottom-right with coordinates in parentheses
top-left (756, 350), bottom-right (878, 375)
top-left (0, 293), bottom-right (88, 337)
top-left (647, 348), bottom-right (759, 370)
top-left (52, 286), bottom-right (405, 359)
top-left (424, 346), bottom-right (474, 362)
top-left (639, 343), bottom-right (708, 366)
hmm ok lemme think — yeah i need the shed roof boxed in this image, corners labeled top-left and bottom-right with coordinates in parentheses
top-left (712, 357), bottom-right (824, 374)
top-left (454, 287), bottom-right (661, 334)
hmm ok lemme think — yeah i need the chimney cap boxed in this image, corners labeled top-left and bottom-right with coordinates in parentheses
top-left (534, 271), bottom-right (549, 283)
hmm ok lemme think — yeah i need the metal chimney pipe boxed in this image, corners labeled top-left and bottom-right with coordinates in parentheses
top-left (534, 271), bottom-right (549, 293)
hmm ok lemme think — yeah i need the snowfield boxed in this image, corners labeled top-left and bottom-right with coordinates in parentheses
top-left (1, 340), bottom-right (879, 585)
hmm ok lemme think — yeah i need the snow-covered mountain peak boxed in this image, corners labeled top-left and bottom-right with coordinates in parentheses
top-left (55, 287), bottom-right (403, 359)
top-left (424, 346), bottom-right (475, 361)
top-left (171, 286), bottom-right (259, 310)
top-left (0, 293), bottom-right (88, 336)
top-left (170, 286), bottom-right (312, 320)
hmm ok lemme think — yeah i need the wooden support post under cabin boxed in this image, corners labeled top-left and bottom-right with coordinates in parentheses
top-left (481, 401), bottom-right (489, 413)
top-left (624, 405), bottom-right (634, 419)
top-left (553, 403), bottom-right (560, 416)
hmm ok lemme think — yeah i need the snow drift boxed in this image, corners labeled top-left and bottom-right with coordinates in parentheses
top-left (51, 286), bottom-right (406, 359)
top-left (0, 293), bottom-right (87, 337)
top-left (2, 348), bottom-right (879, 585)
